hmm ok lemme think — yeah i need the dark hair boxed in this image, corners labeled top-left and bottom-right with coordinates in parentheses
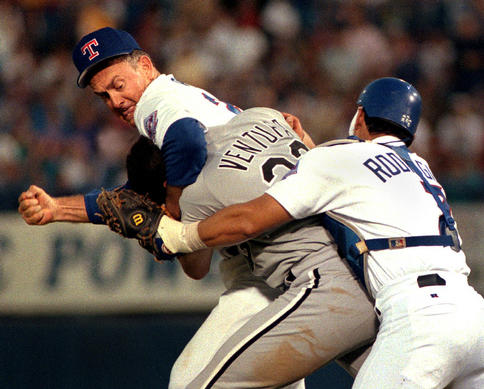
top-left (364, 114), bottom-right (414, 146)
top-left (126, 136), bottom-right (167, 205)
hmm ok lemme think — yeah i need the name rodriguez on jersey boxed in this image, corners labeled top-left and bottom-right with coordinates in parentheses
top-left (363, 150), bottom-right (436, 183)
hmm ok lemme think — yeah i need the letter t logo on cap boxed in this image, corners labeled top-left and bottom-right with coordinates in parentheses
top-left (81, 39), bottom-right (100, 61)
top-left (73, 27), bottom-right (142, 88)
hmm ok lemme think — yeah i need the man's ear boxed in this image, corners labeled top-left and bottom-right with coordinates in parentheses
top-left (138, 55), bottom-right (154, 78)
top-left (354, 107), bottom-right (366, 130)
top-left (354, 107), bottom-right (371, 139)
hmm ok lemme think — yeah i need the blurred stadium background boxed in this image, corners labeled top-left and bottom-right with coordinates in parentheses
top-left (0, 0), bottom-right (482, 388)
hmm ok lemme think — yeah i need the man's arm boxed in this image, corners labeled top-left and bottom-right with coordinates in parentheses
top-left (177, 249), bottom-right (213, 280)
top-left (164, 186), bottom-right (212, 279)
top-left (198, 194), bottom-right (292, 246)
top-left (159, 194), bottom-right (293, 253)
top-left (18, 185), bottom-right (89, 225)
top-left (165, 185), bottom-right (183, 221)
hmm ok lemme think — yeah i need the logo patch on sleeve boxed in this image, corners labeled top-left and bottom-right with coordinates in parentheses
top-left (144, 111), bottom-right (158, 141)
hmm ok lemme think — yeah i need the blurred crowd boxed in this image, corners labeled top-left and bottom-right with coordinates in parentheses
top-left (0, 0), bottom-right (483, 210)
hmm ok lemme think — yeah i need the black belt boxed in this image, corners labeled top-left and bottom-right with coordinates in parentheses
top-left (417, 273), bottom-right (446, 288)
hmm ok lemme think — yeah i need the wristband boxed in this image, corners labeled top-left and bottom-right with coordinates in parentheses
top-left (158, 217), bottom-right (207, 253)
top-left (183, 222), bottom-right (207, 252)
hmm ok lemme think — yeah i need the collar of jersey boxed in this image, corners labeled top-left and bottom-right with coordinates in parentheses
top-left (134, 74), bottom-right (167, 126)
top-left (371, 135), bottom-right (405, 146)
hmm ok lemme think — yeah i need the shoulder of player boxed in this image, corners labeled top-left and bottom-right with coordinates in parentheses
top-left (317, 137), bottom-right (369, 149)
top-left (138, 81), bottom-right (181, 110)
top-left (179, 176), bottom-right (219, 223)
top-left (134, 78), bottom-right (196, 130)
top-left (300, 137), bottom-right (373, 167)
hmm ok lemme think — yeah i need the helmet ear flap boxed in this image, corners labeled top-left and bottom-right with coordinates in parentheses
top-left (357, 78), bottom-right (422, 144)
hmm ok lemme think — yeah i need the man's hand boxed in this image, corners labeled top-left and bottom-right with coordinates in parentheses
top-left (18, 185), bottom-right (89, 225)
top-left (18, 185), bottom-right (58, 225)
top-left (282, 112), bottom-right (316, 149)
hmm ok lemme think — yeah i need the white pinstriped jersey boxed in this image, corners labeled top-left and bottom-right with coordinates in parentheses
top-left (134, 74), bottom-right (239, 148)
top-left (266, 136), bottom-right (470, 297)
top-left (180, 107), bottom-right (334, 288)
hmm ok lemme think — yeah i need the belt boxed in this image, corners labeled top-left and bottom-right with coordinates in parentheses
top-left (356, 235), bottom-right (454, 253)
top-left (417, 273), bottom-right (446, 288)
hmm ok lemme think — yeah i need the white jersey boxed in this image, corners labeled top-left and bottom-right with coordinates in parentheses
top-left (134, 74), bottom-right (239, 148)
top-left (266, 136), bottom-right (470, 297)
top-left (132, 73), bottom-right (248, 282)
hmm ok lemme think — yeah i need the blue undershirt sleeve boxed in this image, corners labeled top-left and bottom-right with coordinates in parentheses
top-left (84, 189), bottom-right (105, 224)
top-left (161, 118), bottom-right (207, 187)
top-left (83, 182), bottom-right (131, 224)
top-left (84, 117), bottom-right (206, 223)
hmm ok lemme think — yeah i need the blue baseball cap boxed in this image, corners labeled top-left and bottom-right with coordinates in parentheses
top-left (73, 27), bottom-right (142, 88)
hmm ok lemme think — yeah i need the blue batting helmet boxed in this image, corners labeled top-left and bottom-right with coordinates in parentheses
top-left (357, 77), bottom-right (422, 143)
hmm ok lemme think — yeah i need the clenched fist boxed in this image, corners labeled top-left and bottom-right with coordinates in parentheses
top-left (18, 185), bottom-right (58, 225)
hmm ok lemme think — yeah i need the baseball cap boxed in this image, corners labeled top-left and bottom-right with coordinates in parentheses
top-left (72, 27), bottom-right (141, 88)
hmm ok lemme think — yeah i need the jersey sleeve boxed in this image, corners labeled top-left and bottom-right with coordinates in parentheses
top-left (161, 118), bottom-right (207, 187)
top-left (84, 189), bottom-right (105, 224)
top-left (83, 182), bottom-right (130, 224)
top-left (134, 89), bottom-right (198, 147)
top-left (180, 180), bottom-right (219, 224)
top-left (266, 148), bottom-right (335, 219)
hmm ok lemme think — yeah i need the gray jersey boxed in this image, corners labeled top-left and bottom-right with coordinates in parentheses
top-left (180, 108), bottom-right (377, 388)
top-left (180, 107), bottom-right (334, 288)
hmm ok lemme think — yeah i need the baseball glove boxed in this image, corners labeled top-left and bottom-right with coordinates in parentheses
top-left (96, 187), bottom-right (174, 261)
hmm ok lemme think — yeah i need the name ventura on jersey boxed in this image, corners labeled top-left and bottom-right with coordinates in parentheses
top-left (218, 118), bottom-right (295, 171)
